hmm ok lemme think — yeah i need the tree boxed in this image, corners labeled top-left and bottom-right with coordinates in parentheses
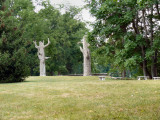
top-left (80, 35), bottom-right (91, 76)
top-left (87, 0), bottom-right (160, 78)
top-left (0, 0), bottom-right (31, 83)
top-left (38, 2), bottom-right (88, 75)
top-left (0, 0), bottom-right (88, 79)
top-left (34, 39), bottom-right (50, 76)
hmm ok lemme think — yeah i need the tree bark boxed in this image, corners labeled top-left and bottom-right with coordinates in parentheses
top-left (80, 35), bottom-right (91, 76)
top-left (122, 70), bottom-right (126, 78)
top-left (34, 39), bottom-right (50, 76)
top-left (155, 0), bottom-right (160, 16)
top-left (150, 5), bottom-right (157, 78)
top-left (141, 9), bottom-right (151, 78)
top-left (141, 46), bottom-right (147, 76)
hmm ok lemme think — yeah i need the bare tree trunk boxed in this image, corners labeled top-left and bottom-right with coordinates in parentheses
top-left (150, 5), bottom-right (158, 78)
top-left (80, 36), bottom-right (91, 76)
top-left (34, 39), bottom-right (50, 76)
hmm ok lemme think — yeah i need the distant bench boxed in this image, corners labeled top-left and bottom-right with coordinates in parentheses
top-left (111, 77), bottom-right (122, 80)
top-left (137, 76), bottom-right (149, 80)
top-left (153, 77), bottom-right (160, 80)
top-left (99, 76), bottom-right (106, 81)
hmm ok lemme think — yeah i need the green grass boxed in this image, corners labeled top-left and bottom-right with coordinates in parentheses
top-left (0, 76), bottom-right (160, 120)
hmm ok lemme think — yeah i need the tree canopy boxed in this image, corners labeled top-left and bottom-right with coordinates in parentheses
top-left (87, 0), bottom-right (160, 78)
top-left (0, 0), bottom-right (87, 82)
top-left (1, 0), bottom-right (159, 81)
top-left (0, 0), bottom-right (33, 82)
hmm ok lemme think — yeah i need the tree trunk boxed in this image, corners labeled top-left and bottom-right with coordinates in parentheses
top-left (34, 39), bottom-right (50, 76)
top-left (122, 70), bottom-right (126, 78)
top-left (156, 0), bottom-right (160, 16)
top-left (141, 45), bottom-right (147, 76)
top-left (151, 50), bottom-right (158, 78)
top-left (80, 36), bottom-right (91, 76)
top-left (40, 56), bottom-right (46, 76)
top-left (128, 70), bottom-right (132, 78)
top-left (141, 9), bottom-right (151, 78)
top-left (150, 6), bottom-right (158, 78)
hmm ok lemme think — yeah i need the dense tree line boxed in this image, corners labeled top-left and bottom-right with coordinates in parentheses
top-left (2, 0), bottom-right (159, 83)
top-left (87, 0), bottom-right (160, 78)
top-left (0, 0), bottom-right (87, 82)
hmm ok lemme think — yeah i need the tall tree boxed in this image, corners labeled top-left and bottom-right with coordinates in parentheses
top-left (38, 2), bottom-right (88, 75)
top-left (0, 0), bottom-right (31, 82)
top-left (0, 0), bottom-right (89, 77)
top-left (80, 35), bottom-right (91, 76)
top-left (34, 39), bottom-right (50, 76)
top-left (87, 0), bottom-right (160, 78)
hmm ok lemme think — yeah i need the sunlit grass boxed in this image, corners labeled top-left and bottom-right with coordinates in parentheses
top-left (0, 76), bottom-right (160, 120)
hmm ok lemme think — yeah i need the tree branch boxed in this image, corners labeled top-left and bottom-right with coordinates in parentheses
top-left (142, 9), bottom-right (148, 42)
top-left (33, 41), bottom-right (39, 48)
top-left (45, 57), bottom-right (50, 59)
top-left (44, 38), bottom-right (50, 48)
top-left (80, 46), bottom-right (83, 53)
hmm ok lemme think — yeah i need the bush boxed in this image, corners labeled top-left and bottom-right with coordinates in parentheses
top-left (0, 51), bottom-right (29, 83)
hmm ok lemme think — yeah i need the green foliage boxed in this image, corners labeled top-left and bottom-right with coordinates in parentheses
top-left (87, 0), bottom-right (160, 77)
top-left (0, 0), bottom-right (31, 83)
top-left (36, 2), bottom-right (87, 75)
top-left (1, 0), bottom-right (87, 76)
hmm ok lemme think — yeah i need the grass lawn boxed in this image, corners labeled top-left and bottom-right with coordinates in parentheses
top-left (0, 76), bottom-right (160, 120)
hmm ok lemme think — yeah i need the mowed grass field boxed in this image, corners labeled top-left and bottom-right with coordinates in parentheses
top-left (0, 76), bottom-right (160, 120)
